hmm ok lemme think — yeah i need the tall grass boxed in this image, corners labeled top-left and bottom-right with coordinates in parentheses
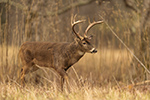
top-left (0, 82), bottom-right (150, 100)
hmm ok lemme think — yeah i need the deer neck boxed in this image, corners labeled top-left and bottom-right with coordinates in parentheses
top-left (69, 41), bottom-right (85, 57)
top-left (62, 41), bottom-right (85, 68)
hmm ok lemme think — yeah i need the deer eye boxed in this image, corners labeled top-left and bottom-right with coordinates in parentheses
top-left (83, 42), bottom-right (86, 45)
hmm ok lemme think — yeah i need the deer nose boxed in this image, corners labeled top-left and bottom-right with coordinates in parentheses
top-left (90, 48), bottom-right (97, 53)
top-left (92, 49), bottom-right (97, 53)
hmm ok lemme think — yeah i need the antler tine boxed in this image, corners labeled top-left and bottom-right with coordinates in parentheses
top-left (84, 20), bottom-right (103, 37)
top-left (71, 14), bottom-right (77, 25)
top-left (71, 15), bottom-right (86, 39)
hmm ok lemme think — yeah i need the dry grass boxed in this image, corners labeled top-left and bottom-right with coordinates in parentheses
top-left (71, 48), bottom-right (134, 85)
top-left (0, 45), bottom-right (19, 66)
top-left (0, 82), bottom-right (150, 100)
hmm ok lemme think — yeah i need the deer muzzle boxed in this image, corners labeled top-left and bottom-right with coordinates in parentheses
top-left (90, 48), bottom-right (97, 53)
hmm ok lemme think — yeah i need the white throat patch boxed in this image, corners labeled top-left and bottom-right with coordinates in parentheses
top-left (78, 50), bottom-right (84, 56)
top-left (90, 48), bottom-right (95, 52)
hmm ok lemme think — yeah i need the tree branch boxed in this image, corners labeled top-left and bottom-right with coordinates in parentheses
top-left (123, 0), bottom-right (140, 13)
top-left (0, 0), bottom-right (25, 10)
top-left (0, 0), bottom-right (97, 17)
top-left (46, 0), bottom-right (97, 16)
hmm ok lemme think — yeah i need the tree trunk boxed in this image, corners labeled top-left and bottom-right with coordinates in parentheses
top-left (139, 0), bottom-right (150, 80)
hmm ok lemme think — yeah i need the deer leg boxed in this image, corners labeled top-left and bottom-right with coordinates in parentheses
top-left (20, 61), bottom-right (37, 86)
top-left (57, 69), bottom-right (69, 91)
top-left (60, 76), bottom-right (65, 91)
top-left (30, 65), bottom-right (39, 73)
top-left (20, 65), bottom-right (29, 86)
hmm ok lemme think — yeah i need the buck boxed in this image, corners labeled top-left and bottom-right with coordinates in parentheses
top-left (19, 16), bottom-right (103, 91)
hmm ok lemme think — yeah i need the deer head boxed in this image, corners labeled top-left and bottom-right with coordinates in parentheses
top-left (71, 16), bottom-right (103, 53)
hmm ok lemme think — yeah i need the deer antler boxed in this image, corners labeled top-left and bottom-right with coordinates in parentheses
top-left (71, 15), bottom-right (85, 40)
top-left (84, 20), bottom-right (103, 37)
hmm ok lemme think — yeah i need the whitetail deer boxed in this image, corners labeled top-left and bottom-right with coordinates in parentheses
top-left (19, 16), bottom-right (103, 91)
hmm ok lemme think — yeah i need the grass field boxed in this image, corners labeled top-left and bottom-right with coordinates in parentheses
top-left (1, 46), bottom-right (149, 100)
top-left (0, 82), bottom-right (150, 100)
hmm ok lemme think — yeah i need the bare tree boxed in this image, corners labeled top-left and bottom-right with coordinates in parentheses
top-left (124, 0), bottom-right (150, 79)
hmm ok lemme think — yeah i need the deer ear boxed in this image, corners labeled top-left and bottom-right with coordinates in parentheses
top-left (74, 38), bottom-right (81, 43)
top-left (88, 35), bottom-right (93, 40)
